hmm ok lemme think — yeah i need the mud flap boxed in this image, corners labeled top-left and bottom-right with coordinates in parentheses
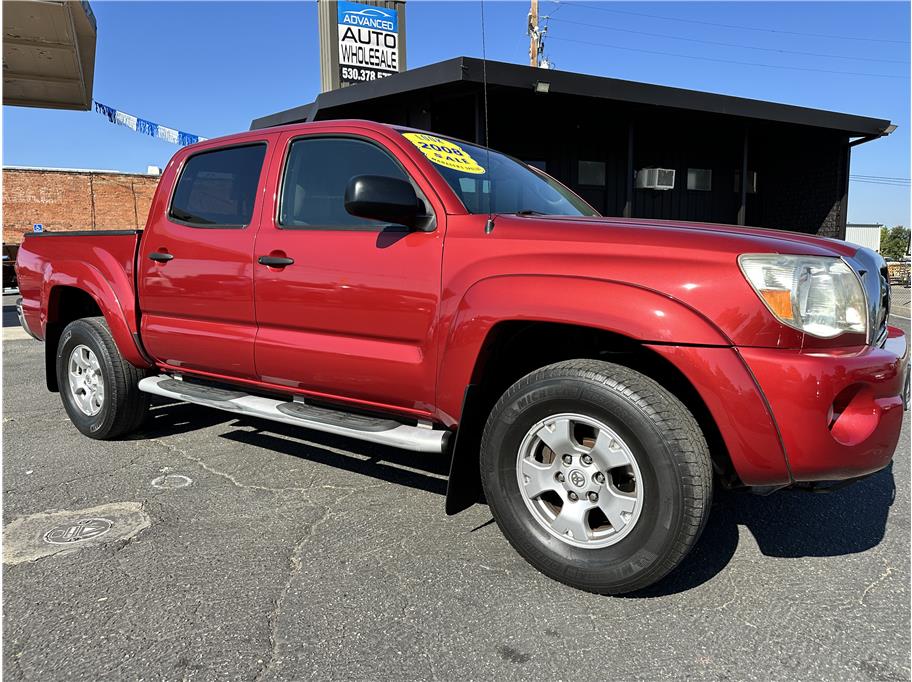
top-left (445, 384), bottom-right (486, 515)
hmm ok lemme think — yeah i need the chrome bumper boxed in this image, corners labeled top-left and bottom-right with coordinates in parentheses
top-left (16, 298), bottom-right (40, 341)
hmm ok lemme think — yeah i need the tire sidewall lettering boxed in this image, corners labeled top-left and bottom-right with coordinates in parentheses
top-left (483, 370), bottom-right (692, 589)
top-left (57, 322), bottom-right (111, 437)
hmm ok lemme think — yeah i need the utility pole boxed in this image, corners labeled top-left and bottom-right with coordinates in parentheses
top-left (528, 0), bottom-right (540, 67)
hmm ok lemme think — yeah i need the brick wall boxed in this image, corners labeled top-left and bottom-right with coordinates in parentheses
top-left (2, 168), bottom-right (160, 245)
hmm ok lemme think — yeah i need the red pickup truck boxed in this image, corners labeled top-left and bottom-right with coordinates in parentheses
top-left (16, 120), bottom-right (909, 594)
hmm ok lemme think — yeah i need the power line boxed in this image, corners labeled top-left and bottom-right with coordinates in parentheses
top-left (852, 174), bottom-right (911, 182)
top-left (850, 177), bottom-right (911, 187)
top-left (546, 35), bottom-right (907, 80)
top-left (554, 1), bottom-right (910, 45)
top-left (547, 16), bottom-right (909, 65)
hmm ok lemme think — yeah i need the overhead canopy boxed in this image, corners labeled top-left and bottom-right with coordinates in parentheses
top-left (251, 56), bottom-right (894, 140)
top-left (3, 0), bottom-right (97, 111)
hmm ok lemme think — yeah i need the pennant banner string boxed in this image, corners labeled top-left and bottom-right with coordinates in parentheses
top-left (93, 101), bottom-right (207, 146)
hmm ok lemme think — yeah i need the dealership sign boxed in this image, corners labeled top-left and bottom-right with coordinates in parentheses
top-left (337, 2), bottom-right (401, 86)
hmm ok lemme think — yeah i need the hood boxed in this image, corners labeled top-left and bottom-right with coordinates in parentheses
top-left (449, 212), bottom-right (881, 350)
top-left (506, 214), bottom-right (860, 259)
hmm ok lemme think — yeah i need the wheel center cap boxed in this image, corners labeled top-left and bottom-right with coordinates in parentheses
top-left (568, 469), bottom-right (587, 488)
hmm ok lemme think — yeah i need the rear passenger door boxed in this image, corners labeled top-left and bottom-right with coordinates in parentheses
top-left (252, 128), bottom-right (445, 417)
top-left (139, 140), bottom-right (272, 380)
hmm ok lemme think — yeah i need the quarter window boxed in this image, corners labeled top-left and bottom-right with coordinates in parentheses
top-left (279, 137), bottom-right (412, 229)
top-left (170, 144), bottom-right (267, 227)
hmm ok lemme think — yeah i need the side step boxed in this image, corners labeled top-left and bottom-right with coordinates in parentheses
top-left (137, 375), bottom-right (449, 453)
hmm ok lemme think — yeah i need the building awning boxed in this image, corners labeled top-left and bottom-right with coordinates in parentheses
top-left (3, 0), bottom-right (97, 111)
top-left (251, 56), bottom-right (894, 140)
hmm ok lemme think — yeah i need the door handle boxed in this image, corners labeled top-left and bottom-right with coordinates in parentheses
top-left (148, 252), bottom-right (174, 262)
top-left (258, 255), bottom-right (294, 267)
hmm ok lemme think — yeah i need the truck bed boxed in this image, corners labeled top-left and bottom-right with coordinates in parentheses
top-left (16, 230), bottom-right (143, 349)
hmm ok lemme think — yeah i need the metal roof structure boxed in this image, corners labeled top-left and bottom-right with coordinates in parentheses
top-left (3, 0), bottom-right (97, 111)
top-left (251, 56), bottom-right (894, 140)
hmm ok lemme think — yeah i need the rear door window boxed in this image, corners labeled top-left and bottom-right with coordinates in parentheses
top-left (170, 144), bottom-right (267, 228)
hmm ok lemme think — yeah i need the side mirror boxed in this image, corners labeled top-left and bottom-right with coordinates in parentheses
top-left (344, 175), bottom-right (421, 228)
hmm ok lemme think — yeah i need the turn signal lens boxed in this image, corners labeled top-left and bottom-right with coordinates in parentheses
top-left (759, 290), bottom-right (794, 321)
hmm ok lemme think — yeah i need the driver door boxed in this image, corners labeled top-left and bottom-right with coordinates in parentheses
top-left (253, 128), bottom-right (446, 417)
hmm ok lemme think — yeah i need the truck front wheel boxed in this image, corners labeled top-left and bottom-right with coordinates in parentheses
top-left (56, 317), bottom-right (150, 440)
top-left (480, 359), bottom-right (713, 594)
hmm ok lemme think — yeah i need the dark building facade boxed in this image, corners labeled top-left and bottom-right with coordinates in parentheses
top-left (251, 57), bottom-right (894, 239)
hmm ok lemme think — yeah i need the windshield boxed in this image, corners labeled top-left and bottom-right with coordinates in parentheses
top-left (399, 132), bottom-right (598, 217)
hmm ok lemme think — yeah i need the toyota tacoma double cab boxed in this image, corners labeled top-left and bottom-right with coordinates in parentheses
top-left (16, 120), bottom-right (909, 594)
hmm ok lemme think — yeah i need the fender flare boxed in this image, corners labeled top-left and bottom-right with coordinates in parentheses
top-left (436, 274), bottom-right (731, 425)
top-left (439, 275), bottom-right (735, 514)
top-left (42, 258), bottom-right (148, 368)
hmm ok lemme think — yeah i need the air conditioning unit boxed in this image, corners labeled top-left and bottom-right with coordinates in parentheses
top-left (636, 168), bottom-right (675, 191)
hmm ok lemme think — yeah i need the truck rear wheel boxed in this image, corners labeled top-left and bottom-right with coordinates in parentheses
top-left (480, 359), bottom-right (712, 594)
top-left (56, 316), bottom-right (150, 440)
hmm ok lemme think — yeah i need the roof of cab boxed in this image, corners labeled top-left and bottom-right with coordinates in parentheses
top-left (189, 119), bottom-right (402, 149)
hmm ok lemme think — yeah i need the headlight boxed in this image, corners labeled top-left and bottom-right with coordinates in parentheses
top-left (738, 254), bottom-right (867, 338)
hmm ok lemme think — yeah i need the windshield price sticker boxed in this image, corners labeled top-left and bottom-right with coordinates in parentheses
top-left (403, 133), bottom-right (486, 174)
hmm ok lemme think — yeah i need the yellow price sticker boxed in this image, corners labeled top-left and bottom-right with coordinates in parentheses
top-left (403, 133), bottom-right (486, 174)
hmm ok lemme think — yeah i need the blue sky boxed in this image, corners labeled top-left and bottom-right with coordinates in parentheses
top-left (3, 1), bottom-right (909, 226)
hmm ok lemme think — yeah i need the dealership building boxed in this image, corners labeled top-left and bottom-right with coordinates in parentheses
top-left (252, 56), bottom-right (894, 239)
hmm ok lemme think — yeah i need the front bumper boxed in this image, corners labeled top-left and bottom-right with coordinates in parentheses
top-left (739, 326), bottom-right (909, 482)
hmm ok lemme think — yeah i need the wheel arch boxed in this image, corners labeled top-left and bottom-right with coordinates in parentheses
top-left (444, 317), bottom-right (737, 515)
top-left (436, 274), bottom-right (730, 425)
top-left (44, 285), bottom-right (102, 392)
top-left (42, 262), bottom-right (149, 391)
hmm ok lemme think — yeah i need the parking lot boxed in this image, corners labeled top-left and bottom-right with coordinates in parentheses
top-left (2, 296), bottom-right (910, 681)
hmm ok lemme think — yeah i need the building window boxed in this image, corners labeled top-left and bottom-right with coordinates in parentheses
top-left (170, 144), bottom-right (267, 228)
top-left (734, 170), bottom-right (759, 194)
top-left (687, 168), bottom-right (712, 191)
top-left (578, 160), bottom-right (606, 186)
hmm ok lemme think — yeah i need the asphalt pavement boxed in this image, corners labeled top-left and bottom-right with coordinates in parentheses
top-left (2, 308), bottom-right (910, 681)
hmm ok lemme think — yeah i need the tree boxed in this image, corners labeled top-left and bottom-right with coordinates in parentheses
top-left (880, 225), bottom-right (910, 260)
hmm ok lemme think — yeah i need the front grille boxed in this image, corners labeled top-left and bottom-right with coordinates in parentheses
top-left (876, 264), bottom-right (891, 346)
top-left (851, 247), bottom-right (889, 346)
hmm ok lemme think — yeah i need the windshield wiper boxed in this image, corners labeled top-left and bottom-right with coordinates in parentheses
top-left (514, 209), bottom-right (547, 216)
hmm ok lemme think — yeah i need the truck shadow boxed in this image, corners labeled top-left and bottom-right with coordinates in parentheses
top-left (632, 464), bottom-right (896, 597)
top-left (221, 424), bottom-right (450, 496)
top-left (136, 399), bottom-right (240, 437)
top-left (138, 398), bottom-right (450, 495)
top-left (138, 398), bottom-right (896, 597)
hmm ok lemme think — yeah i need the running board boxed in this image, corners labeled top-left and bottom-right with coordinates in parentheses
top-left (137, 375), bottom-right (449, 453)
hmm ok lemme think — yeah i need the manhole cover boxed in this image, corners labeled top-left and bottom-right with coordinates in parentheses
top-left (3, 502), bottom-right (151, 565)
top-left (43, 518), bottom-right (113, 544)
top-left (151, 474), bottom-right (193, 489)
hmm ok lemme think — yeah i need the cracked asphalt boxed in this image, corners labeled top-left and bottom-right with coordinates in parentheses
top-left (2, 314), bottom-right (910, 681)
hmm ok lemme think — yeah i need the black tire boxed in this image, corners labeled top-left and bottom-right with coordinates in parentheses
top-left (56, 316), bottom-right (150, 440)
top-left (480, 359), bottom-right (712, 594)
